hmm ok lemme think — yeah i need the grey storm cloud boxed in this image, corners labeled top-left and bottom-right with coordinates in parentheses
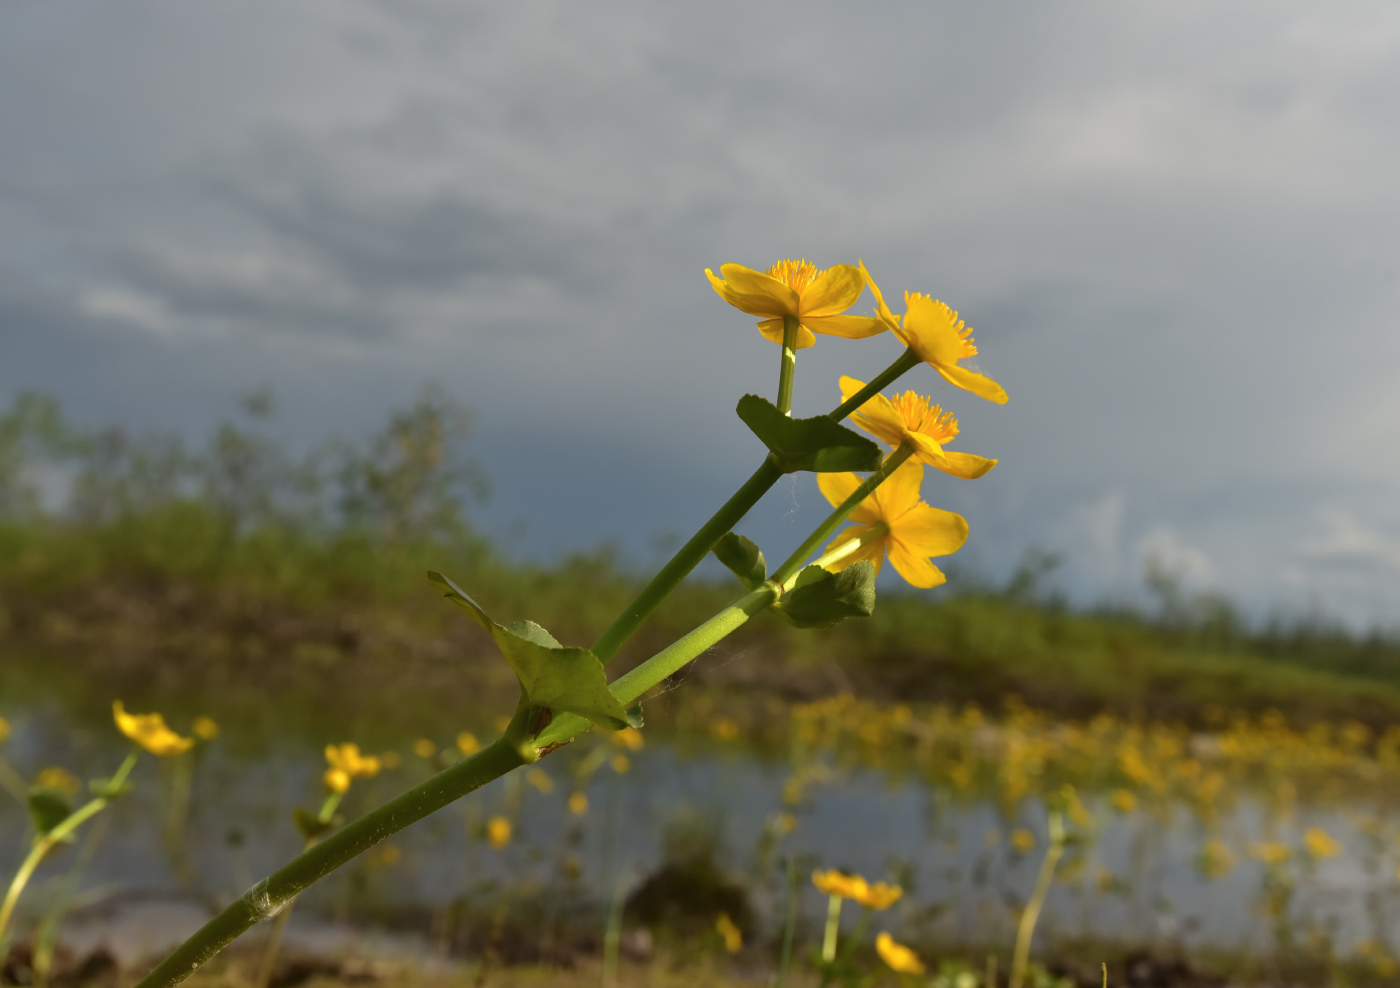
top-left (3, 0), bottom-right (1400, 624)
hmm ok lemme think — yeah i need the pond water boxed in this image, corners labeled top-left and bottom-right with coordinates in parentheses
top-left (1, 701), bottom-right (1395, 961)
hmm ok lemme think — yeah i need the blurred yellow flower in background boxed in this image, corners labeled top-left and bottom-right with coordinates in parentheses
top-left (1250, 842), bottom-right (1291, 865)
top-left (612, 727), bottom-right (645, 751)
top-left (715, 912), bottom-right (743, 953)
top-left (1304, 827), bottom-right (1341, 860)
top-left (610, 754), bottom-right (631, 774)
top-left (413, 738), bottom-right (437, 759)
top-left (1110, 789), bottom-right (1138, 814)
top-left (818, 459), bottom-right (968, 589)
top-left (860, 262), bottom-right (1007, 404)
top-left (526, 769), bottom-right (555, 794)
top-left (487, 816), bottom-right (512, 849)
top-left (0, 716), bottom-right (10, 743)
top-left (876, 932), bottom-right (925, 975)
top-left (191, 716), bottom-right (218, 741)
top-left (112, 701), bottom-right (194, 757)
top-left (811, 870), bottom-right (903, 909)
top-left (839, 377), bottom-right (997, 480)
top-left (456, 732), bottom-right (480, 757)
top-left (1199, 838), bottom-right (1236, 879)
top-left (568, 792), bottom-right (589, 816)
top-left (323, 743), bottom-right (381, 794)
top-left (1011, 828), bottom-right (1037, 853)
top-left (35, 766), bottom-right (80, 795)
top-left (705, 260), bottom-right (885, 349)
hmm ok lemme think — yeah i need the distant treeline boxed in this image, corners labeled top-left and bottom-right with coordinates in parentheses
top-left (3, 390), bottom-right (1400, 729)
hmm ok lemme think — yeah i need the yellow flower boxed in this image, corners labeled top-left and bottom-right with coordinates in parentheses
top-left (487, 816), bottom-right (512, 849)
top-left (112, 701), bottom-right (195, 757)
top-left (35, 766), bottom-right (81, 796)
top-left (705, 260), bottom-right (886, 350)
top-left (413, 738), bottom-right (437, 759)
top-left (839, 376), bottom-right (997, 479)
top-left (810, 870), bottom-right (903, 910)
top-left (323, 742), bottom-right (381, 793)
top-left (1249, 842), bottom-right (1291, 866)
top-left (1199, 838), bottom-right (1236, 879)
top-left (1304, 827), bottom-right (1342, 860)
top-left (1110, 789), bottom-right (1138, 814)
top-left (568, 791), bottom-right (589, 816)
top-left (192, 716), bottom-right (219, 741)
top-left (859, 262), bottom-right (1007, 404)
top-left (456, 732), bottom-right (480, 757)
top-left (527, 769), bottom-right (555, 794)
top-left (817, 459), bottom-right (968, 589)
top-left (876, 932), bottom-right (925, 975)
top-left (610, 754), bottom-right (631, 774)
top-left (612, 727), bottom-right (645, 751)
top-left (715, 912), bottom-right (743, 953)
top-left (1011, 828), bottom-right (1037, 853)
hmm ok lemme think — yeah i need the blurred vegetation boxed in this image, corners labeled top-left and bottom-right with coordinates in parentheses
top-left (3, 391), bottom-right (1400, 736)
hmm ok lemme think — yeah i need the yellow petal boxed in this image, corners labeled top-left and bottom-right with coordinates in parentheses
top-left (869, 458), bottom-right (925, 519)
top-left (936, 363), bottom-right (1009, 405)
top-left (798, 265), bottom-right (865, 317)
top-left (896, 295), bottom-right (968, 366)
top-left (758, 318), bottom-right (817, 349)
top-left (822, 526), bottom-right (887, 574)
top-left (885, 542), bottom-right (946, 589)
top-left (719, 264), bottom-right (799, 314)
top-left (908, 433), bottom-right (950, 468)
top-left (804, 313), bottom-right (887, 339)
top-left (849, 392), bottom-right (910, 449)
top-left (936, 451), bottom-right (998, 479)
top-left (893, 502), bottom-right (969, 557)
top-left (706, 267), bottom-right (787, 319)
top-left (816, 473), bottom-right (881, 525)
top-left (858, 260), bottom-right (901, 330)
top-left (838, 376), bottom-right (865, 405)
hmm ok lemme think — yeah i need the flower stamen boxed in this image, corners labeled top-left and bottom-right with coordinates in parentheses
top-left (765, 258), bottom-right (821, 294)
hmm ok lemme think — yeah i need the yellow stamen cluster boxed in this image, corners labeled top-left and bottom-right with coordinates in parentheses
top-left (887, 391), bottom-right (959, 444)
top-left (323, 742), bottom-right (382, 795)
top-left (764, 258), bottom-right (820, 294)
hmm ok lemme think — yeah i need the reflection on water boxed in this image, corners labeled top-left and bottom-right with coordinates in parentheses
top-left (2, 702), bottom-right (1395, 961)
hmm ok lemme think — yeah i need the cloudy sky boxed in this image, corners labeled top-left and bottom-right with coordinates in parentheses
top-left (3, 1), bottom-right (1400, 625)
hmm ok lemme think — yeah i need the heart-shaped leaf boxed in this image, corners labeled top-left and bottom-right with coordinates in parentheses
top-left (736, 395), bottom-right (883, 473)
top-left (773, 561), bottom-right (877, 629)
top-left (428, 571), bottom-right (628, 730)
top-left (28, 787), bottom-right (71, 836)
top-left (293, 806), bottom-right (336, 840)
top-left (713, 532), bottom-right (767, 590)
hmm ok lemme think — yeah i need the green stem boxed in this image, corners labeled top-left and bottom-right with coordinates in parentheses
top-left (254, 791), bottom-right (344, 988)
top-left (776, 315), bottom-right (800, 416)
top-left (774, 856), bottom-right (798, 988)
top-left (821, 894), bottom-right (842, 963)
top-left (588, 346), bottom-right (922, 665)
top-left (135, 740), bottom-right (526, 988)
top-left (769, 444), bottom-right (916, 588)
top-left (1009, 812), bottom-right (1066, 988)
top-left (0, 750), bottom-right (138, 944)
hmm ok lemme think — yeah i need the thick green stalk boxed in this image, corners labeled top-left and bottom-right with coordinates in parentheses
top-left (253, 791), bottom-right (344, 988)
top-left (769, 443), bottom-right (916, 587)
top-left (588, 346), bottom-right (922, 664)
top-left (135, 741), bottom-right (526, 988)
top-left (776, 315), bottom-right (800, 415)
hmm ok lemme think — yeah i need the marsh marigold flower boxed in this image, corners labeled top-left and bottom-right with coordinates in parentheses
top-left (876, 932), bottom-right (925, 975)
top-left (192, 716), bottom-right (219, 741)
top-left (715, 913), bottom-right (743, 953)
top-left (323, 742), bottom-right (381, 794)
top-left (839, 376), bottom-right (997, 479)
top-left (706, 260), bottom-right (886, 349)
top-left (112, 701), bottom-right (195, 757)
top-left (859, 262), bottom-right (1007, 404)
top-left (487, 816), bottom-right (512, 848)
top-left (1304, 827), bottom-right (1342, 860)
top-left (817, 459), bottom-right (968, 589)
top-left (811, 870), bottom-right (903, 910)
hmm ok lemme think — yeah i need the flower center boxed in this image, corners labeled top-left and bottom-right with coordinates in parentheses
top-left (766, 258), bottom-right (821, 294)
top-left (889, 392), bottom-right (959, 444)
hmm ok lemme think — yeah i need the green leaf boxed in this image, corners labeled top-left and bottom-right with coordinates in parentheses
top-left (28, 787), bottom-right (70, 836)
top-left (736, 395), bottom-right (883, 473)
top-left (428, 571), bottom-right (629, 731)
top-left (772, 561), bottom-right (877, 629)
top-left (293, 807), bottom-right (335, 840)
top-left (713, 532), bottom-right (767, 590)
